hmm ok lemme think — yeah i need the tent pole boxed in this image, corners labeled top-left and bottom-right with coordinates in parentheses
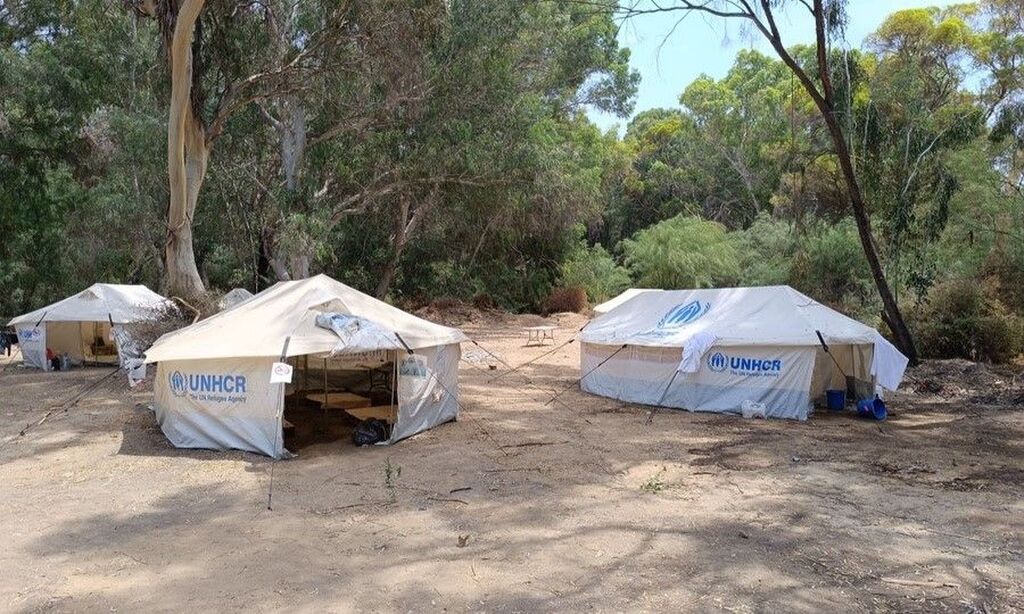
top-left (391, 351), bottom-right (398, 426)
top-left (647, 368), bottom-right (681, 425)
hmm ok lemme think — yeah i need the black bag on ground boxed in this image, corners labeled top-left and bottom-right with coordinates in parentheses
top-left (352, 419), bottom-right (388, 446)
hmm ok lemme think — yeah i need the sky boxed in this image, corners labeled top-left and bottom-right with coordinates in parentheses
top-left (589, 0), bottom-right (961, 133)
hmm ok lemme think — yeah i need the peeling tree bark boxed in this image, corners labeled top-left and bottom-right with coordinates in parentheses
top-left (164, 0), bottom-right (208, 298)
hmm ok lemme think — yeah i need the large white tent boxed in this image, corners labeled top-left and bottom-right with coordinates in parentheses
top-left (580, 286), bottom-right (909, 421)
top-left (144, 274), bottom-right (467, 458)
top-left (8, 283), bottom-right (168, 370)
top-left (592, 288), bottom-right (660, 314)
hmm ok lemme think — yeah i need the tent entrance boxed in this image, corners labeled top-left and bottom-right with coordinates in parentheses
top-left (281, 350), bottom-right (398, 450)
top-left (44, 321), bottom-right (120, 367)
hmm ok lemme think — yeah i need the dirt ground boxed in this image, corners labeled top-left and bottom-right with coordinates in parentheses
top-left (1, 312), bottom-right (1022, 613)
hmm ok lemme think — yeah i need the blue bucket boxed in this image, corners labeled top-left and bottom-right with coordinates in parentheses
top-left (825, 389), bottom-right (846, 411)
top-left (856, 397), bottom-right (887, 421)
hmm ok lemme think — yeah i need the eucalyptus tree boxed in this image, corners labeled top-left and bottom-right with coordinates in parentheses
top-left (252, 0), bottom-right (638, 297)
top-left (127, 0), bottom-right (355, 298)
top-left (617, 0), bottom-right (919, 362)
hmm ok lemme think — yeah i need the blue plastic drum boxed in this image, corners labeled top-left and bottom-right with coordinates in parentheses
top-left (856, 397), bottom-right (887, 421)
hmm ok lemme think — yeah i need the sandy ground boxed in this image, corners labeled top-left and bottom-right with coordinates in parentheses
top-left (0, 312), bottom-right (1022, 613)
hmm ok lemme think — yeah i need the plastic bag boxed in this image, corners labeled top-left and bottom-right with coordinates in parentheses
top-left (352, 419), bottom-right (389, 446)
top-left (740, 400), bottom-right (766, 419)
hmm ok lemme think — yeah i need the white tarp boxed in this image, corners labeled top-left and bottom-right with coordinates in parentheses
top-left (8, 283), bottom-right (169, 371)
top-left (580, 286), bottom-right (910, 420)
top-left (146, 275), bottom-right (467, 457)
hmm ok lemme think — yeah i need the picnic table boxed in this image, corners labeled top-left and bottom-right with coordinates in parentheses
top-left (525, 325), bottom-right (556, 346)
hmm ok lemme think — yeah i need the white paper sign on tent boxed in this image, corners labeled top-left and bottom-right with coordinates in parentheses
top-left (270, 362), bottom-right (293, 383)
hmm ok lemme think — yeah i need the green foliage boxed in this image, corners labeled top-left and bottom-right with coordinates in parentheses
top-left (559, 239), bottom-right (631, 303)
top-left (789, 220), bottom-right (873, 310)
top-left (622, 215), bottom-right (740, 289)
top-left (640, 468), bottom-right (667, 494)
top-left (908, 279), bottom-right (1024, 362)
top-left (733, 213), bottom-right (798, 287)
top-left (2, 0), bottom-right (1024, 366)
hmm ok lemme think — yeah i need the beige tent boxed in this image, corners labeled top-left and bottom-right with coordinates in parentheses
top-left (8, 283), bottom-right (168, 370)
top-left (145, 274), bottom-right (467, 458)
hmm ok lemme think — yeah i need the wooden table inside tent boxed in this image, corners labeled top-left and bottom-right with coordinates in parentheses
top-left (305, 392), bottom-right (372, 410)
top-left (304, 392), bottom-right (397, 424)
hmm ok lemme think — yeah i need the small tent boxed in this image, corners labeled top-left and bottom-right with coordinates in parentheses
top-left (580, 286), bottom-right (909, 420)
top-left (592, 288), bottom-right (660, 314)
top-left (144, 274), bottom-right (468, 458)
top-left (8, 283), bottom-right (169, 370)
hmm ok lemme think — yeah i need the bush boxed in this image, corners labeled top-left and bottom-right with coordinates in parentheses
top-left (621, 214), bottom-right (740, 288)
top-left (542, 286), bottom-right (588, 314)
top-left (733, 213), bottom-right (798, 286)
top-left (559, 241), bottom-right (631, 303)
top-left (908, 278), bottom-right (1024, 363)
top-left (788, 219), bottom-right (873, 309)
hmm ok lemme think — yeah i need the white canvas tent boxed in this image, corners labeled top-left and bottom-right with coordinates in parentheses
top-left (8, 283), bottom-right (168, 371)
top-left (592, 288), bottom-right (660, 314)
top-left (580, 286), bottom-right (909, 421)
top-left (144, 274), bottom-right (468, 458)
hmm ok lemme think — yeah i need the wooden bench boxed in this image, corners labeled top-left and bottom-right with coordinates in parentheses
top-left (343, 405), bottom-right (397, 424)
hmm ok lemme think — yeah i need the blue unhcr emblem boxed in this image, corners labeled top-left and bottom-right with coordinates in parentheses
top-left (657, 300), bottom-right (711, 329)
top-left (707, 352), bottom-right (728, 372)
top-left (170, 371), bottom-right (188, 397)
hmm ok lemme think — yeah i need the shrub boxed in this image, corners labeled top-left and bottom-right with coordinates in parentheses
top-left (542, 286), bottom-right (588, 314)
top-left (788, 219), bottom-right (872, 308)
top-left (908, 278), bottom-right (1024, 363)
top-left (559, 241), bottom-right (631, 303)
top-left (733, 213), bottom-right (798, 286)
top-left (621, 214), bottom-right (740, 288)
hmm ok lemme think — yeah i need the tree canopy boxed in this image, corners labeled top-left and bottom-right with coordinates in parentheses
top-left (2, 0), bottom-right (1022, 361)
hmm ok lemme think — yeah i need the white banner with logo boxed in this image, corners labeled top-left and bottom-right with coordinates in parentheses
top-left (581, 343), bottom-right (817, 420)
top-left (14, 324), bottom-right (47, 370)
top-left (154, 357), bottom-right (285, 457)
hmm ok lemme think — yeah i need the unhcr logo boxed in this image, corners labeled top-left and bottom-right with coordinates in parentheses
top-left (706, 352), bottom-right (783, 376)
top-left (170, 371), bottom-right (188, 397)
top-left (657, 300), bottom-right (711, 329)
top-left (169, 371), bottom-right (247, 398)
top-left (18, 329), bottom-right (41, 341)
top-left (708, 352), bottom-right (729, 372)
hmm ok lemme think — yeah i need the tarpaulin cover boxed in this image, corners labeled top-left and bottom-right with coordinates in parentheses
top-left (315, 312), bottom-right (403, 355)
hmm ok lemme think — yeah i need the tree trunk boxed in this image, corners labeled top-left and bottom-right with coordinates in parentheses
top-left (754, 0), bottom-right (919, 364)
top-left (376, 196), bottom-right (410, 298)
top-left (164, 0), bottom-right (208, 298)
top-left (375, 186), bottom-right (440, 298)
